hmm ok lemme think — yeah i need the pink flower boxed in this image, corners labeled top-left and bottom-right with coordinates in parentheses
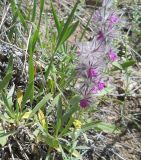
top-left (80, 98), bottom-right (90, 108)
top-left (108, 49), bottom-right (118, 61)
top-left (109, 15), bottom-right (119, 24)
top-left (97, 31), bottom-right (105, 42)
top-left (98, 82), bottom-right (105, 90)
top-left (87, 68), bottom-right (97, 78)
top-left (108, 14), bottom-right (119, 28)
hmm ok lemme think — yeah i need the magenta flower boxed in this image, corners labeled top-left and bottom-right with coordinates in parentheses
top-left (108, 49), bottom-right (118, 61)
top-left (76, 0), bottom-right (120, 109)
top-left (87, 68), bottom-right (97, 78)
top-left (108, 14), bottom-right (119, 28)
top-left (98, 82), bottom-right (105, 90)
top-left (97, 31), bottom-right (105, 42)
top-left (80, 98), bottom-right (90, 108)
top-left (109, 14), bottom-right (119, 24)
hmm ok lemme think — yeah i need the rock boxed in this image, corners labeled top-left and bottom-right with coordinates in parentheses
top-left (0, 43), bottom-right (28, 89)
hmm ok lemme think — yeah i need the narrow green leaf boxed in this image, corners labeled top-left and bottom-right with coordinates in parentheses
top-left (63, 106), bottom-right (79, 125)
top-left (61, 21), bottom-right (79, 44)
top-left (0, 56), bottom-right (13, 90)
top-left (29, 27), bottom-right (39, 54)
top-left (45, 1), bottom-right (79, 79)
top-left (21, 81), bottom-right (34, 108)
top-left (7, 85), bottom-right (15, 106)
top-left (7, 56), bottom-right (13, 73)
top-left (28, 93), bottom-right (52, 119)
top-left (38, 0), bottom-right (45, 25)
top-left (112, 61), bottom-right (123, 71)
top-left (82, 121), bottom-right (120, 133)
top-left (17, 10), bottom-right (28, 32)
top-left (44, 133), bottom-right (58, 148)
top-left (31, 0), bottom-right (37, 22)
top-left (59, 117), bottom-right (74, 136)
top-left (70, 95), bottom-right (81, 107)
top-left (0, 73), bottom-right (12, 91)
top-left (1, 92), bottom-right (14, 118)
top-left (0, 131), bottom-right (15, 146)
top-left (55, 96), bottom-right (63, 135)
top-left (121, 60), bottom-right (136, 69)
top-left (28, 27), bottom-right (39, 102)
top-left (55, 1), bottom-right (79, 51)
top-left (51, 2), bottom-right (61, 34)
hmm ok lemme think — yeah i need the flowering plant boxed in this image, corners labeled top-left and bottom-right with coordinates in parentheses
top-left (76, 0), bottom-right (120, 108)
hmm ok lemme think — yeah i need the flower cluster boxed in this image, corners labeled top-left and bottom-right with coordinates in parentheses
top-left (76, 0), bottom-right (120, 108)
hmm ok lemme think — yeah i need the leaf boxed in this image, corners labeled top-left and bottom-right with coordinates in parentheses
top-left (51, 94), bottom-right (60, 107)
top-left (59, 117), bottom-right (74, 136)
top-left (0, 73), bottom-right (12, 91)
top-left (7, 56), bottom-right (13, 73)
top-left (22, 111), bottom-right (32, 119)
top-left (55, 1), bottom-right (79, 51)
top-left (62, 146), bottom-right (82, 159)
top-left (112, 61), bottom-right (122, 71)
top-left (62, 105), bottom-right (79, 126)
top-left (31, 0), bottom-right (37, 22)
top-left (28, 93), bottom-right (52, 119)
top-left (121, 60), bottom-right (136, 70)
top-left (28, 27), bottom-right (39, 103)
top-left (17, 9), bottom-right (28, 32)
top-left (1, 92), bottom-right (14, 118)
top-left (61, 21), bottom-right (79, 44)
top-left (55, 96), bottom-right (63, 136)
top-left (38, 109), bottom-right (47, 129)
top-left (55, 145), bottom-right (67, 159)
top-left (0, 131), bottom-right (13, 146)
top-left (70, 95), bottom-right (81, 106)
top-left (38, 0), bottom-right (45, 25)
top-left (112, 60), bottom-right (136, 71)
top-left (71, 149), bottom-right (82, 159)
top-left (43, 133), bottom-right (58, 148)
top-left (0, 137), bottom-right (7, 146)
top-left (82, 121), bottom-right (120, 133)
top-left (0, 56), bottom-right (13, 91)
top-left (21, 81), bottom-right (34, 108)
top-left (51, 2), bottom-right (61, 35)
top-left (7, 85), bottom-right (15, 106)
top-left (29, 27), bottom-right (39, 54)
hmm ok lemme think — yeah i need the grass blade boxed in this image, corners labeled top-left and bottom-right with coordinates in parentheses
top-left (55, 1), bottom-right (79, 51)
top-left (28, 93), bottom-right (52, 119)
top-left (31, 0), bottom-right (37, 22)
top-left (21, 81), bottom-right (34, 108)
top-left (51, 2), bottom-right (61, 35)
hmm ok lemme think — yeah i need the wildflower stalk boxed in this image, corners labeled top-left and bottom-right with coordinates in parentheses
top-left (76, 0), bottom-right (120, 108)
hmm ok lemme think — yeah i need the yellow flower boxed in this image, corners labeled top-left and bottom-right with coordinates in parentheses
top-left (73, 120), bottom-right (82, 129)
top-left (17, 89), bottom-right (23, 108)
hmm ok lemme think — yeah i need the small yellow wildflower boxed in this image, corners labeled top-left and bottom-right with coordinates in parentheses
top-left (73, 120), bottom-right (82, 129)
top-left (17, 89), bottom-right (23, 108)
